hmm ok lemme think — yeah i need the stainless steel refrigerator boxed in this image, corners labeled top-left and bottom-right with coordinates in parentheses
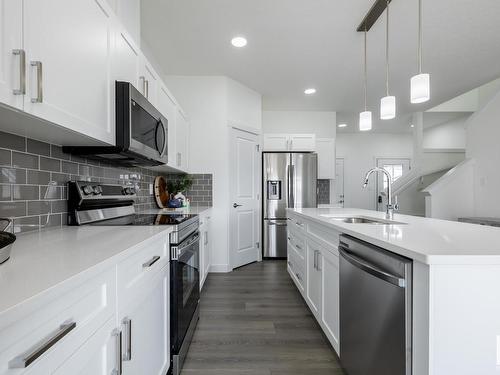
top-left (263, 152), bottom-right (318, 258)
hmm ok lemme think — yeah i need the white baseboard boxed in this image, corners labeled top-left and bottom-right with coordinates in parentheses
top-left (209, 264), bottom-right (232, 273)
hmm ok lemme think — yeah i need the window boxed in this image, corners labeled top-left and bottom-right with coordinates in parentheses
top-left (382, 164), bottom-right (404, 189)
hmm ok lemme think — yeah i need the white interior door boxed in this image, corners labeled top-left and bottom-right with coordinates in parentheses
top-left (333, 158), bottom-right (344, 207)
top-left (376, 158), bottom-right (411, 211)
top-left (229, 128), bottom-right (260, 269)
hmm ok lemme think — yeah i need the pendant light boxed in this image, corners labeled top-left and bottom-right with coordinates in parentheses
top-left (359, 29), bottom-right (372, 131)
top-left (411, 0), bottom-right (430, 103)
top-left (380, 0), bottom-right (396, 120)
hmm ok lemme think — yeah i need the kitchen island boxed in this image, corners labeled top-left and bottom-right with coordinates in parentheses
top-left (287, 207), bottom-right (500, 375)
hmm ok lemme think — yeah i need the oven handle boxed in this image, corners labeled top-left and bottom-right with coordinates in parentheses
top-left (172, 232), bottom-right (200, 260)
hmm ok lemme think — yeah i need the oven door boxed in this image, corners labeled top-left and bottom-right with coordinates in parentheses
top-left (171, 232), bottom-right (200, 352)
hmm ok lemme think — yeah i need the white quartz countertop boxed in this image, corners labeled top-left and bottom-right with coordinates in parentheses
top-left (289, 208), bottom-right (500, 265)
top-left (0, 225), bottom-right (172, 314)
top-left (139, 206), bottom-right (212, 215)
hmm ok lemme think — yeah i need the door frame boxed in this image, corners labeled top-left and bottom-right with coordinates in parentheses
top-left (228, 126), bottom-right (262, 270)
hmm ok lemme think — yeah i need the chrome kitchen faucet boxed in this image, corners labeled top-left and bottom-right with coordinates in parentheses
top-left (362, 167), bottom-right (399, 220)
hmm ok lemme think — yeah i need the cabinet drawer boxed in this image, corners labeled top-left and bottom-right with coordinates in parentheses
top-left (287, 230), bottom-right (305, 259)
top-left (117, 234), bottom-right (168, 310)
top-left (0, 269), bottom-right (115, 374)
top-left (288, 215), bottom-right (307, 232)
top-left (308, 221), bottom-right (340, 252)
top-left (288, 251), bottom-right (305, 292)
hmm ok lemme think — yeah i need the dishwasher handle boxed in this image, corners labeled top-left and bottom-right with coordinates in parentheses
top-left (339, 247), bottom-right (406, 288)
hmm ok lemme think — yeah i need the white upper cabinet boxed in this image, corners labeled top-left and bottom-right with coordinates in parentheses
top-left (263, 134), bottom-right (316, 151)
top-left (0, 0), bottom-right (23, 110)
top-left (157, 85), bottom-right (178, 168)
top-left (316, 138), bottom-right (336, 179)
top-left (23, 0), bottom-right (115, 144)
top-left (138, 54), bottom-right (159, 106)
top-left (175, 108), bottom-right (189, 171)
top-left (263, 134), bottom-right (289, 151)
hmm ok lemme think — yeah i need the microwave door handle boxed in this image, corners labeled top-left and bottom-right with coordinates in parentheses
top-left (157, 120), bottom-right (167, 157)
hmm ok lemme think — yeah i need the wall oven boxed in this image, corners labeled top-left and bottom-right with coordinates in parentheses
top-left (170, 225), bottom-right (200, 375)
top-left (63, 81), bottom-right (168, 167)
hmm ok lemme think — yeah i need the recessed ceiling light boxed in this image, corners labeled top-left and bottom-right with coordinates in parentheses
top-left (304, 88), bottom-right (316, 95)
top-left (410, 124), bottom-right (415, 128)
top-left (231, 36), bottom-right (247, 48)
top-left (338, 124), bottom-right (347, 128)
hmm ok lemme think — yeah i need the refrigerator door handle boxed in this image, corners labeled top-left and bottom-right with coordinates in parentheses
top-left (288, 164), bottom-right (295, 208)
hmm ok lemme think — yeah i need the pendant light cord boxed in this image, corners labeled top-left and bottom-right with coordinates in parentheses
top-left (385, 0), bottom-right (390, 96)
top-left (364, 28), bottom-right (367, 111)
top-left (418, 0), bottom-right (422, 73)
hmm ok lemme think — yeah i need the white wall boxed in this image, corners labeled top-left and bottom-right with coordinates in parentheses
top-left (423, 117), bottom-right (468, 150)
top-left (336, 133), bottom-right (413, 210)
top-left (466, 89), bottom-right (500, 217)
top-left (262, 111), bottom-right (336, 137)
top-left (163, 76), bottom-right (231, 272)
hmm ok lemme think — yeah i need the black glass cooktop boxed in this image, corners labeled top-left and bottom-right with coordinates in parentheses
top-left (90, 213), bottom-right (198, 226)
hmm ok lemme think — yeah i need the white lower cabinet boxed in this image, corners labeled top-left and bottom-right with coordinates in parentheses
top-left (321, 248), bottom-right (340, 353)
top-left (53, 318), bottom-right (118, 375)
top-left (119, 267), bottom-right (170, 375)
top-left (306, 240), bottom-right (322, 318)
top-left (199, 211), bottom-right (212, 289)
top-left (0, 234), bottom-right (170, 375)
top-left (287, 213), bottom-right (340, 355)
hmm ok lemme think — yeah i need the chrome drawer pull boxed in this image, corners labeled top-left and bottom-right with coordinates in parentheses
top-left (30, 61), bottom-right (43, 103)
top-left (142, 255), bottom-right (160, 268)
top-left (12, 49), bottom-right (26, 95)
top-left (8, 321), bottom-right (76, 368)
top-left (122, 318), bottom-right (132, 361)
top-left (112, 329), bottom-right (122, 375)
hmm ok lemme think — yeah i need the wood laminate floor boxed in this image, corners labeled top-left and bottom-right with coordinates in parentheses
top-left (181, 260), bottom-right (344, 375)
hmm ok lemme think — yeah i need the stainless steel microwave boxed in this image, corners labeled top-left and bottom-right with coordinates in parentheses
top-left (63, 81), bottom-right (168, 167)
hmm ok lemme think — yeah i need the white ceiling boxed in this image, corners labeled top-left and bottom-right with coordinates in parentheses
top-left (141, 0), bottom-right (500, 131)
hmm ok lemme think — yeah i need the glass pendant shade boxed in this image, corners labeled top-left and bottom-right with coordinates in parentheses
top-left (380, 95), bottom-right (396, 120)
top-left (359, 111), bottom-right (372, 131)
top-left (411, 73), bottom-right (430, 103)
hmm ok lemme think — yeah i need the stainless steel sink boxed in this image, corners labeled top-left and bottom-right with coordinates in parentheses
top-left (320, 215), bottom-right (406, 225)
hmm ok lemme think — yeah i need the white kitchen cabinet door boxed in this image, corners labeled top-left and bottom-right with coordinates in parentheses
top-left (289, 134), bottom-right (316, 151)
top-left (321, 249), bottom-right (340, 354)
top-left (52, 318), bottom-right (118, 375)
top-left (175, 108), bottom-right (189, 171)
top-left (157, 85), bottom-right (178, 167)
top-left (0, 0), bottom-right (23, 110)
top-left (121, 267), bottom-right (170, 375)
top-left (263, 134), bottom-right (289, 151)
top-left (138, 55), bottom-right (159, 106)
top-left (316, 138), bottom-right (336, 179)
top-left (306, 241), bottom-right (322, 318)
top-left (23, 0), bottom-right (115, 144)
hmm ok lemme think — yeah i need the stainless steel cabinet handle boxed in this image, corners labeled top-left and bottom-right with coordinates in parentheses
top-left (204, 231), bottom-right (208, 246)
top-left (313, 250), bottom-right (317, 270)
top-left (142, 255), bottom-right (160, 268)
top-left (12, 49), bottom-right (26, 95)
top-left (122, 318), bottom-right (132, 361)
top-left (112, 329), bottom-right (122, 375)
top-left (316, 251), bottom-right (322, 271)
top-left (30, 61), bottom-right (43, 103)
top-left (8, 321), bottom-right (76, 368)
top-left (145, 79), bottom-right (149, 99)
top-left (140, 76), bottom-right (146, 96)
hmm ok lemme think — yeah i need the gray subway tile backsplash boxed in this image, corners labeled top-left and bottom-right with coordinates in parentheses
top-left (318, 179), bottom-right (330, 205)
top-left (27, 139), bottom-right (51, 156)
top-left (0, 131), bottom-right (213, 232)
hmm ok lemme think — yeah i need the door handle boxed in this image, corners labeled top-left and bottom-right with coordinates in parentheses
top-left (112, 329), bottom-right (122, 375)
top-left (122, 318), bottom-right (132, 361)
top-left (233, 203), bottom-right (242, 208)
top-left (30, 61), bottom-right (43, 103)
top-left (12, 49), bottom-right (26, 95)
top-left (9, 321), bottom-right (76, 368)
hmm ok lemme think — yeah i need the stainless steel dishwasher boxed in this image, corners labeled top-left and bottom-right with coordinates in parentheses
top-left (339, 234), bottom-right (412, 375)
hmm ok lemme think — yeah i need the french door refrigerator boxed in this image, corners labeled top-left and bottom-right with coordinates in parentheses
top-left (263, 152), bottom-right (318, 258)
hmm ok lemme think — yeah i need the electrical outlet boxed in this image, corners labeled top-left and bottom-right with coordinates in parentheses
top-left (149, 184), bottom-right (153, 195)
